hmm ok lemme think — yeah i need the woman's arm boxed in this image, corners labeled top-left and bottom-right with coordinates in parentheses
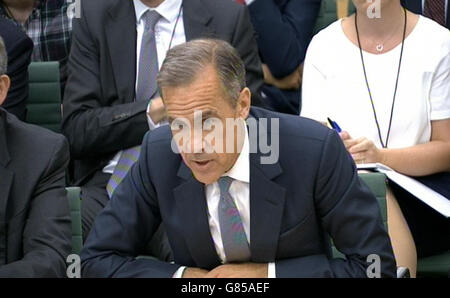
top-left (380, 119), bottom-right (450, 176)
top-left (345, 119), bottom-right (450, 176)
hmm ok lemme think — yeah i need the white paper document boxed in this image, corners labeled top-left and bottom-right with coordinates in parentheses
top-left (357, 163), bottom-right (450, 218)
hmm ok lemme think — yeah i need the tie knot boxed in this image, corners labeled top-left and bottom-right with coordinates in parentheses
top-left (218, 176), bottom-right (233, 194)
top-left (143, 10), bottom-right (162, 32)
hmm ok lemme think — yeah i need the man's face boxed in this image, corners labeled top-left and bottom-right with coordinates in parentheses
top-left (0, 75), bottom-right (10, 107)
top-left (162, 65), bottom-right (250, 185)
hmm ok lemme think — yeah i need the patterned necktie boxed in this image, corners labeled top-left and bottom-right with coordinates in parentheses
top-left (424, 0), bottom-right (446, 27)
top-left (235, 0), bottom-right (246, 4)
top-left (106, 10), bottom-right (161, 198)
top-left (136, 10), bottom-right (162, 101)
top-left (106, 146), bottom-right (141, 198)
top-left (217, 177), bottom-right (251, 262)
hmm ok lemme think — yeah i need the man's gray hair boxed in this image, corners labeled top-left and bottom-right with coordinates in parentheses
top-left (157, 39), bottom-right (246, 107)
top-left (0, 36), bottom-right (7, 75)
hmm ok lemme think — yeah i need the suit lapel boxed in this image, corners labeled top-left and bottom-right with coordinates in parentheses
top-left (173, 162), bottom-right (221, 269)
top-left (249, 149), bottom-right (286, 262)
top-left (447, 3), bottom-right (450, 28)
top-left (0, 168), bottom-right (13, 223)
top-left (183, 0), bottom-right (215, 40)
top-left (247, 113), bottom-right (286, 262)
top-left (0, 111), bottom-right (13, 225)
top-left (106, 0), bottom-right (137, 104)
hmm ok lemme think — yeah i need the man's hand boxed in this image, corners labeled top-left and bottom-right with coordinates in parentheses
top-left (147, 97), bottom-right (167, 124)
top-left (339, 131), bottom-right (385, 164)
top-left (205, 263), bottom-right (268, 278)
top-left (182, 267), bottom-right (210, 278)
top-left (262, 64), bottom-right (303, 90)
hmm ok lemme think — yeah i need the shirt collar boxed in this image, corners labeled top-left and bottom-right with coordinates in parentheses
top-left (222, 119), bottom-right (250, 184)
top-left (133, 0), bottom-right (183, 24)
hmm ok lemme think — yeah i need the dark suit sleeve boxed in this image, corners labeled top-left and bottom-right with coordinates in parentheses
top-left (248, 0), bottom-right (321, 78)
top-left (230, 4), bottom-right (265, 108)
top-left (275, 130), bottom-right (397, 278)
top-left (1, 23), bottom-right (33, 121)
top-left (62, 4), bottom-right (149, 159)
top-left (81, 132), bottom-right (180, 278)
top-left (0, 136), bottom-right (72, 278)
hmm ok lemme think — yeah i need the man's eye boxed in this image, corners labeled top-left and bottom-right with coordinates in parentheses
top-left (171, 120), bottom-right (186, 131)
top-left (204, 118), bottom-right (219, 128)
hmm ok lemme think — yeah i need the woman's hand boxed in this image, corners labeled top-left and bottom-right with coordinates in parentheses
top-left (339, 131), bottom-right (385, 164)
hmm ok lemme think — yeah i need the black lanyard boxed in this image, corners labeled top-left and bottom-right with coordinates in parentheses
top-left (354, 8), bottom-right (407, 149)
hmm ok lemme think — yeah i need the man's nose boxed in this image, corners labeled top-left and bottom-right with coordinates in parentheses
top-left (190, 131), bottom-right (204, 154)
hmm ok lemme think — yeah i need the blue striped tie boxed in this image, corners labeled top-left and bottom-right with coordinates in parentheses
top-left (106, 146), bottom-right (141, 198)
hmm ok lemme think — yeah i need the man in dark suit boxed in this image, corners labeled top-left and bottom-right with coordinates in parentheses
top-left (245, 0), bottom-right (321, 115)
top-left (0, 36), bottom-right (71, 277)
top-left (81, 39), bottom-right (396, 278)
top-left (402, 0), bottom-right (450, 29)
top-left (0, 17), bottom-right (33, 120)
top-left (62, 0), bottom-right (265, 241)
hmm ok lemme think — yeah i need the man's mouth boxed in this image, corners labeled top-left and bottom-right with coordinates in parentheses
top-left (191, 159), bottom-right (213, 170)
top-left (193, 160), bottom-right (211, 166)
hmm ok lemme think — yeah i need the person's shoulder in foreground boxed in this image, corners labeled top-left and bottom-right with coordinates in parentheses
top-left (0, 17), bottom-right (33, 120)
top-left (0, 108), bottom-right (71, 277)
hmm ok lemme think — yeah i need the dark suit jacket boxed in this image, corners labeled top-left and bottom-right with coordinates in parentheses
top-left (62, 0), bottom-right (265, 185)
top-left (0, 17), bottom-right (33, 121)
top-left (0, 108), bottom-right (71, 277)
top-left (81, 107), bottom-right (396, 278)
top-left (248, 0), bottom-right (321, 115)
top-left (402, 0), bottom-right (450, 29)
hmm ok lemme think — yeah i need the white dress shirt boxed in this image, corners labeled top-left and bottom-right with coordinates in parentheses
top-left (173, 120), bottom-right (276, 278)
top-left (103, 0), bottom-right (185, 174)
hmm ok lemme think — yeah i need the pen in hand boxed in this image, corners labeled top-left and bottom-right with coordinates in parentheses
top-left (327, 117), bottom-right (342, 133)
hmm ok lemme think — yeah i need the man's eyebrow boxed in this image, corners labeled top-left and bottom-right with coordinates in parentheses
top-left (200, 110), bottom-right (219, 119)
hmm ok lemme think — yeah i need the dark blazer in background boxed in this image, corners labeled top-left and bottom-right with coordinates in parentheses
top-left (402, 0), bottom-right (450, 29)
top-left (247, 0), bottom-right (321, 115)
top-left (0, 108), bottom-right (71, 277)
top-left (81, 107), bottom-right (396, 278)
top-left (63, 0), bottom-right (265, 185)
top-left (0, 17), bottom-right (33, 120)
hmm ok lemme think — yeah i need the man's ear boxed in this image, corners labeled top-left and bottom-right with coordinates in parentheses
top-left (0, 75), bottom-right (11, 107)
top-left (237, 87), bottom-right (251, 120)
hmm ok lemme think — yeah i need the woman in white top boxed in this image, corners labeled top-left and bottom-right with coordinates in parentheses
top-left (301, 0), bottom-right (450, 277)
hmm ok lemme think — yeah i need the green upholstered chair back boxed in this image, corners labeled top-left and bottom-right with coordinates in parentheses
top-left (66, 187), bottom-right (83, 255)
top-left (26, 62), bottom-right (62, 133)
top-left (314, 0), bottom-right (356, 34)
top-left (418, 250), bottom-right (450, 277)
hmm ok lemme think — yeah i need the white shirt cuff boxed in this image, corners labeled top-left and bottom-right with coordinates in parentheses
top-left (146, 100), bottom-right (161, 131)
top-left (172, 266), bottom-right (186, 278)
top-left (268, 262), bottom-right (276, 278)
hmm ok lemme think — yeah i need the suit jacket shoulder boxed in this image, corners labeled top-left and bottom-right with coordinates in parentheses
top-left (0, 109), bottom-right (71, 277)
top-left (0, 17), bottom-right (33, 120)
